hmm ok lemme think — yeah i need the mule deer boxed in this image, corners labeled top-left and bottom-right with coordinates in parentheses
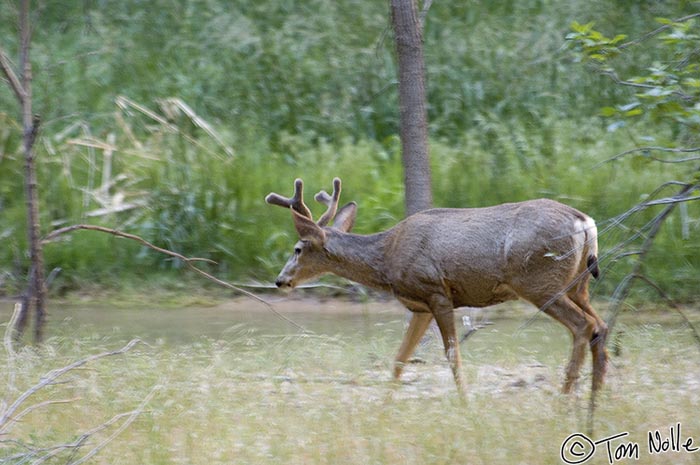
top-left (266, 178), bottom-right (609, 394)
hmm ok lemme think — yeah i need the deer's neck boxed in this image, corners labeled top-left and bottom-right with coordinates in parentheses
top-left (324, 230), bottom-right (391, 292)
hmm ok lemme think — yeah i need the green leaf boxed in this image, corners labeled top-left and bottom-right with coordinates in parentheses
top-left (630, 76), bottom-right (650, 84)
top-left (606, 120), bottom-right (625, 132)
top-left (599, 106), bottom-right (618, 117)
top-left (589, 30), bottom-right (605, 41)
top-left (641, 87), bottom-right (671, 98)
top-left (611, 34), bottom-right (628, 44)
top-left (618, 102), bottom-right (641, 112)
top-left (570, 21), bottom-right (594, 33)
top-left (655, 101), bottom-right (686, 116)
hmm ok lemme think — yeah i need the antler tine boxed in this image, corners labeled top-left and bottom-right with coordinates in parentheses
top-left (315, 177), bottom-right (342, 227)
top-left (265, 178), bottom-right (313, 219)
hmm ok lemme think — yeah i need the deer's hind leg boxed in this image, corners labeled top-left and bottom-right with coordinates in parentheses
top-left (568, 280), bottom-right (609, 392)
top-left (528, 294), bottom-right (597, 393)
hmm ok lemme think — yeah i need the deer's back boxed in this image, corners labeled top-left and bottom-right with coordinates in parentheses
top-left (384, 199), bottom-right (594, 308)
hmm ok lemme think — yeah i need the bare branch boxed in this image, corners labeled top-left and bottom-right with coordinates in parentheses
top-left (43, 224), bottom-right (213, 264)
top-left (115, 95), bottom-right (175, 131)
top-left (0, 47), bottom-right (26, 103)
top-left (619, 13), bottom-right (700, 50)
top-left (116, 95), bottom-right (229, 161)
top-left (600, 69), bottom-right (656, 90)
top-left (600, 68), bottom-right (694, 101)
top-left (605, 183), bottom-right (697, 336)
top-left (2, 388), bottom-right (159, 465)
top-left (642, 194), bottom-right (700, 206)
top-left (0, 339), bottom-right (142, 434)
top-left (42, 224), bottom-right (310, 333)
top-left (631, 274), bottom-right (700, 352)
top-left (594, 180), bottom-right (699, 282)
top-left (1, 331), bottom-right (157, 465)
top-left (418, 0), bottom-right (433, 29)
top-left (2, 303), bottom-right (22, 414)
top-left (6, 397), bottom-right (81, 432)
top-left (19, 0), bottom-right (31, 90)
top-left (65, 385), bottom-right (159, 465)
top-left (595, 145), bottom-right (700, 167)
top-left (3, 303), bottom-right (20, 360)
top-left (597, 179), bottom-right (698, 236)
top-left (158, 98), bottom-right (234, 157)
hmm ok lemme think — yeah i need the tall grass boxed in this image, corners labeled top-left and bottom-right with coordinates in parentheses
top-left (2, 305), bottom-right (699, 464)
top-left (0, 100), bottom-right (698, 297)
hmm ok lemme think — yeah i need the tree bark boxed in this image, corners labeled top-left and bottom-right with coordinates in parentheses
top-left (391, 0), bottom-right (433, 216)
top-left (0, 0), bottom-right (46, 343)
top-left (21, 0), bottom-right (47, 344)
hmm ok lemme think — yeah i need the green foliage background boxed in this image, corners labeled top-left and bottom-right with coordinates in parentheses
top-left (0, 0), bottom-right (698, 299)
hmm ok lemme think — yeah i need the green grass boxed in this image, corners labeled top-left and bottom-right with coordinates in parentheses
top-left (1, 114), bottom-right (698, 298)
top-left (0, 0), bottom-right (698, 300)
top-left (2, 302), bottom-right (699, 464)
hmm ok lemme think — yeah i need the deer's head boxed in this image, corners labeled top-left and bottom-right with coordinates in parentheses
top-left (266, 178), bottom-right (357, 289)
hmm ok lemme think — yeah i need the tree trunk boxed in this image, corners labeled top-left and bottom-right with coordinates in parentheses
top-left (22, 1), bottom-right (46, 344)
top-left (0, 0), bottom-right (47, 343)
top-left (24, 118), bottom-right (46, 343)
top-left (391, 0), bottom-right (433, 216)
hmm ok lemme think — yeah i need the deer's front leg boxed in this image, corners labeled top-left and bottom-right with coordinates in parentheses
top-left (393, 312), bottom-right (434, 380)
top-left (430, 295), bottom-right (465, 395)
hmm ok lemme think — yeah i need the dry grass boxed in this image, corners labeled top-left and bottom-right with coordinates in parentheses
top-left (1, 301), bottom-right (699, 464)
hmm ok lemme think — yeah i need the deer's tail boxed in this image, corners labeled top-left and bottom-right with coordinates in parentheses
top-left (583, 216), bottom-right (600, 279)
top-left (587, 255), bottom-right (600, 279)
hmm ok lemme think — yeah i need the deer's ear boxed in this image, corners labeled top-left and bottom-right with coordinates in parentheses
top-left (333, 202), bottom-right (357, 232)
top-left (291, 208), bottom-right (326, 246)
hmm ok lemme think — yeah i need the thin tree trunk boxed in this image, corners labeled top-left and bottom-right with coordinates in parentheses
top-left (0, 0), bottom-right (46, 343)
top-left (391, 0), bottom-right (433, 216)
top-left (24, 116), bottom-right (46, 343)
top-left (21, 0), bottom-right (46, 344)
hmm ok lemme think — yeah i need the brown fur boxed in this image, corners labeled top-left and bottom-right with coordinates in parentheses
top-left (267, 178), bottom-right (609, 395)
